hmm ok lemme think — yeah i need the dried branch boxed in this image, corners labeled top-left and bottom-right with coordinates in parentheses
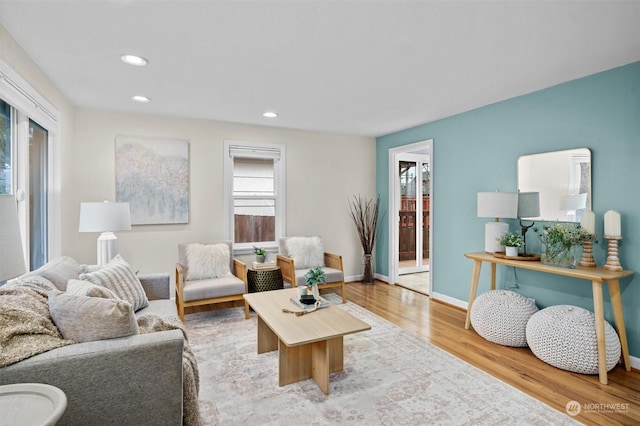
top-left (349, 195), bottom-right (380, 254)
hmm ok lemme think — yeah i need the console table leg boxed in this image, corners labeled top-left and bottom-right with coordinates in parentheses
top-left (465, 260), bottom-right (482, 329)
top-left (490, 263), bottom-right (496, 290)
top-left (592, 281), bottom-right (608, 384)
top-left (608, 279), bottom-right (631, 371)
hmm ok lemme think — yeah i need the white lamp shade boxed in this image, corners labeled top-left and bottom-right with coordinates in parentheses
top-left (0, 194), bottom-right (26, 281)
top-left (518, 192), bottom-right (540, 219)
top-left (477, 192), bottom-right (518, 219)
top-left (79, 202), bottom-right (131, 232)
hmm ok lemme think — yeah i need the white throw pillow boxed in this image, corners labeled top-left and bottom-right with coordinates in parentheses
top-left (79, 255), bottom-right (149, 311)
top-left (66, 279), bottom-right (119, 299)
top-left (49, 292), bottom-right (139, 343)
top-left (285, 236), bottom-right (324, 269)
top-left (185, 243), bottom-right (231, 281)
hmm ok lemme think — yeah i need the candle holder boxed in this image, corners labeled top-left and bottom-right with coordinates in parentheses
top-left (578, 236), bottom-right (596, 268)
top-left (604, 235), bottom-right (623, 271)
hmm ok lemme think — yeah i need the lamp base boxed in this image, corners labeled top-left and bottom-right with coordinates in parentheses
top-left (485, 221), bottom-right (508, 253)
top-left (97, 232), bottom-right (119, 265)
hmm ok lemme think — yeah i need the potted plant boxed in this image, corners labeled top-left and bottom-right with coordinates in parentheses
top-left (534, 223), bottom-right (592, 267)
top-left (497, 232), bottom-right (524, 257)
top-left (304, 267), bottom-right (326, 299)
top-left (253, 246), bottom-right (267, 263)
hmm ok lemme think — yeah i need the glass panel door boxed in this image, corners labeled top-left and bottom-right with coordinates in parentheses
top-left (398, 160), bottom-right (418, 269)
top-left (398, 155), bottom-right (430, 275)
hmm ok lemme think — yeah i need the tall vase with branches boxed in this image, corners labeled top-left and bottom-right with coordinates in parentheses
top-left (349, 195), bottom-right (380, 284)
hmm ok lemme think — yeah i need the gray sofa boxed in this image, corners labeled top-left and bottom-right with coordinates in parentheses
top-left (0, 257), bottom-right (184, 426)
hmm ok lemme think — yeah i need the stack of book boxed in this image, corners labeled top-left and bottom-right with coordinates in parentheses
top-left (252, 260), bottom-right (277, 270)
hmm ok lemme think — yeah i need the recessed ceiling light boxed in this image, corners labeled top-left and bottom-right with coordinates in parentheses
top-left (131, 95), bottom-right (151, 103)
top-left (263, 111), bottom-right (278, 118)
top-left (121, 54), bottom-right (148, 66)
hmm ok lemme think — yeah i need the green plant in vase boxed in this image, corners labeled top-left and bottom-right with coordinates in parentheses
top-left (305, 267), bottom-right (326, 299)
top-left (497, 232), bottom-right (524, 257)
top-left (253, 246), bottom-right (267, 263)
top-left (534, 223), bottom-right (593, 267)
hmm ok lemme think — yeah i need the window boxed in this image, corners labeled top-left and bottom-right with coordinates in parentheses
top-left (1, 58), bottom-right (60, 269)
top-left (224, 141), bottom-right (286, 252)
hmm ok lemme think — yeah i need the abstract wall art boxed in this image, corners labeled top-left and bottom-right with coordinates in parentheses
top-left (115, 136), bottom-right (189, 225)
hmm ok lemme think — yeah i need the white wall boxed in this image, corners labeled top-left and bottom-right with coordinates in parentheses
top-left (71, 109), bottom-right (376, 287)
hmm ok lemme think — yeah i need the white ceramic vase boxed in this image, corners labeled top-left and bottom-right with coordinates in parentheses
top-left (505, 246), bottom-right (519, 257)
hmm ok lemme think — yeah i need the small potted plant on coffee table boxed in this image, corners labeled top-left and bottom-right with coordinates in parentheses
top-left (305, 267), bottom-right (326, 299)
top-left (497, 232), bottom-right (524, 257)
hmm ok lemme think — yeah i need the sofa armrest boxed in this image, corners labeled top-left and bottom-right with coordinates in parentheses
top-left (0, 330), bottom-right (184, 426)
top-left (139, 272), bottom-right (170, 300)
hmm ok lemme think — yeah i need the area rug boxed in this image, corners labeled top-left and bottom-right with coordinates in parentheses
top-left (185, 294), bottom-right (578, 425)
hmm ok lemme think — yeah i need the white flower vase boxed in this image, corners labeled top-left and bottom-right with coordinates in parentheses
top-left (505, 246), bottom-right (519, 257)
top-left (310, 283), bottom-right (320, 299)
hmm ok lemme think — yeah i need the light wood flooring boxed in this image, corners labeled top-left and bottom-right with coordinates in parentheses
top-left (186, 281), bottom-right (640, 425)
top-left (339, 281), bottom-right (640, 426)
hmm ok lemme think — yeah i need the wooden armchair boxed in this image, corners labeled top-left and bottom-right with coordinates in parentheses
top-left (276, 237), bottom-right (346, 303)
top-left (175, 241), bottom-right (249, 321)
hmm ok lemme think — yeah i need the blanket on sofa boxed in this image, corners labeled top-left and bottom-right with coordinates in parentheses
top-left (0, 285), bottom-right (74, 367)
top-left (138, 314), bottom-right (202, 426)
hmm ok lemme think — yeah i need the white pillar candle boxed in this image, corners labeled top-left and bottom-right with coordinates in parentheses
top-left (604, 210), bottom-right (621, 237)
top-left (580, 210), bottom-right (596, 234)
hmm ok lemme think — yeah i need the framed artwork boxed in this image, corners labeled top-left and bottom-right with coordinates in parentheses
top-left (115, 136), bottom-right (189, 225)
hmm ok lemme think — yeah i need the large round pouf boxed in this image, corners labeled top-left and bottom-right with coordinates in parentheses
top-left (470, 290), bottom-right (538, 347)
top-left (526, 305), bottom-right (621, 374)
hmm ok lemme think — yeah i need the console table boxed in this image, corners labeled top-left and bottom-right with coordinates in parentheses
top-left (464, 251), bottom-right (634, 384)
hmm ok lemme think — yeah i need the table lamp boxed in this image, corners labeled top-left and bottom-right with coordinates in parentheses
top-left (0, 194), bottom-right (26, 282)
top-left (517, 192), bottom-right (540, 256)
top-left (477, 192), bottom-right (518, 253)
top-left (79, 201), bottom-right (131, 265)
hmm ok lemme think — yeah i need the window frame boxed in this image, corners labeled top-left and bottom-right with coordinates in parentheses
top-left (0, 58), bottom-right (61, 266)
top-left (223, 140), bottom-right (286, 254)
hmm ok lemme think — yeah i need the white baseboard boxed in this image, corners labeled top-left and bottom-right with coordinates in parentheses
top-left (630, 355), bottom-right (640, 370)
top-left (431, 292), bottom-right (467, 310)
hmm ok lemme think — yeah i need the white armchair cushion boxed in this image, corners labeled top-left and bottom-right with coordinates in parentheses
top-left (294, 267), bottom-right (344, 287)
top-left (184, 243), bottom-right (231, 281)
top-left (285, 236), bottom-right (324, 269)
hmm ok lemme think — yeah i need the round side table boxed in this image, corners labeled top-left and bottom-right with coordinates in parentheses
top-left (0, 383), bottom-right (67, 426)
top-left (247, 266), bottom-right (284, 293)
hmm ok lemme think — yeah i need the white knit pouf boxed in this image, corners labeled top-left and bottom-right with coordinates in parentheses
top-left (470, 290), bottom-right (538, 347)
top-left (526, 305), bottom-right (621, 374)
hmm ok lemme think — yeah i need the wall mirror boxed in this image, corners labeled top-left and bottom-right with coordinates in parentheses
top-left (517, 148), bottom-right (591, 222)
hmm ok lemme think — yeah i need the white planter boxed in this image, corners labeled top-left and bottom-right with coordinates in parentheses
top-left (505, 246), bottom-right (519, 257)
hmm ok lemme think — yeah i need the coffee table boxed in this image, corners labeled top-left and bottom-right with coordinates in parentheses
top-left (243, 288), bottom-right (370, 394)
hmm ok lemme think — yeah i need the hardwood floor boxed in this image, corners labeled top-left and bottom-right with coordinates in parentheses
top-left (339, 281), bottom-right (640, 426)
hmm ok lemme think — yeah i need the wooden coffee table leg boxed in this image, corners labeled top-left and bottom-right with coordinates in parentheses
top-left (328, 337), bottom-right (343, 373)
top-left (257, 315), bottom-right (278, 354)
top-left (311, 340), bottom-right (330, 394)
top-left (279, 343), bottom-right (311, 386)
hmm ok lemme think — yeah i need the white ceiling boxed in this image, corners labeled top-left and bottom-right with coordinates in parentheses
top-left (1, 1), bottom-right (640, 137)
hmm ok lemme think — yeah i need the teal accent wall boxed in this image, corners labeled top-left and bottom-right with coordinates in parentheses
top-left (376, 61), bottom-right (640, 357)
